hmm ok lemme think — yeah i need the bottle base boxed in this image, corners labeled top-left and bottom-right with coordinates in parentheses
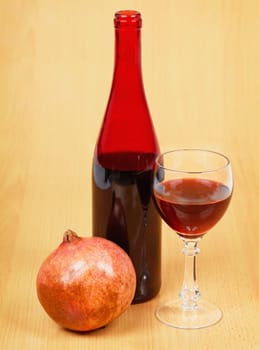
top-left (132, 286), bottom-right (161, 304)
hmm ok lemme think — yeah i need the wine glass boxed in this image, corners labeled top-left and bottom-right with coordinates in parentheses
top-left (153, 149), bottom-right (233, 329)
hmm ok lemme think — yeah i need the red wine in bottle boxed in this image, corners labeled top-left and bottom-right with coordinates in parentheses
top-left (92, 11), bottom-right (161, 303)
top-left (154, 178), bottom-right (232, 238)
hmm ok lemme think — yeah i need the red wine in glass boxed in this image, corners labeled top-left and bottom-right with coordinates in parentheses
top-left (153, 149), bottom-right (233, 329)
top-left (154, 178), bottom-right (232, 238)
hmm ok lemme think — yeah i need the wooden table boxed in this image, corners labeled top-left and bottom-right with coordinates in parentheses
top-left (1, 1), bottom-right (258, 349)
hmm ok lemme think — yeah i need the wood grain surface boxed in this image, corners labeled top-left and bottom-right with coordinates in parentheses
top-left (0, 1), bottom-right (258, 349)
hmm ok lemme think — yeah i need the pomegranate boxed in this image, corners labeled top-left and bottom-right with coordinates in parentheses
top-left (36, 230), bottom-right (136, 331)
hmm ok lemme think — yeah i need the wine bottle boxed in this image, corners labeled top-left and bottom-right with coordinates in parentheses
top-left (92, 10), bottom-right (161, 303)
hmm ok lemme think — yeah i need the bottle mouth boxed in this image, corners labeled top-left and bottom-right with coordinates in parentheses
top-left (114, 10), bottom-right (142, 28)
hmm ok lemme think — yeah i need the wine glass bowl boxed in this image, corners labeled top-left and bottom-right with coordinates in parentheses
top-left (153, 149), bottom-right (233, 329)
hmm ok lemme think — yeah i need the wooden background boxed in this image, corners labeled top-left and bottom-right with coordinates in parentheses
top-left (0, 1), bottom-right (258, 349)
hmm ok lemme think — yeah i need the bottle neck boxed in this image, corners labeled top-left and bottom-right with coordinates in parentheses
top-left (112, 27), bottom-right (143, 92)
top-left (95, 11), bottom-right (159, 160)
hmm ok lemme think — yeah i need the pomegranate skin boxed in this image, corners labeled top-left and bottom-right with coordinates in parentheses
top-left (36, 231), bottom-right (136, 331)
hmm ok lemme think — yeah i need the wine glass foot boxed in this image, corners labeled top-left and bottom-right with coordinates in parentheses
top-left (155, 299), bottom-right (222, 329)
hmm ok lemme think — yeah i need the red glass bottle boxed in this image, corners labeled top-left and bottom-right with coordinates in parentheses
top-left (92, 10), bottom-right (161, 303)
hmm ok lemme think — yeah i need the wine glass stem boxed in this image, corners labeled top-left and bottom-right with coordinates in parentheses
top-left (179, 238), bottom-right (201, 311)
